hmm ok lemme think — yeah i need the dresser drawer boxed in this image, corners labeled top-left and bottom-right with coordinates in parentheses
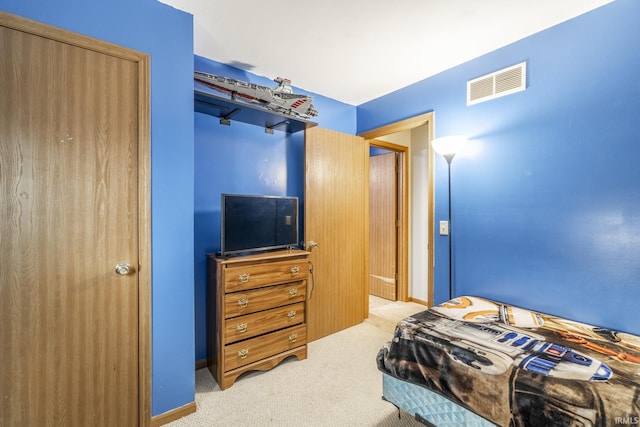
top-left (224, 324), bottom-right (307, 371)
top-left (225, 302), bottom-right (305, 344)
top-left (225, 282), bottom-right (306, 318)
top-left (224, 259), bottom-right (309, 292)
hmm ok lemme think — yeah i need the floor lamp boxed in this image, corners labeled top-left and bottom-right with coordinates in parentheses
top-left (431, 135), bottom-right (468, 300)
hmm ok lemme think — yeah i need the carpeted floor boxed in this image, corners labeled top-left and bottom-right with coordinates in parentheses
top-left (167, 297), bottom-right (427, 427)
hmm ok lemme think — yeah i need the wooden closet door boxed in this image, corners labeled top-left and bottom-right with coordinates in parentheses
top-left (0, 17), bottom-right (143, 426)
top-left (369, 152), bottom-right (398, 300)
top-left (304, 127), bottom-right (368, 341)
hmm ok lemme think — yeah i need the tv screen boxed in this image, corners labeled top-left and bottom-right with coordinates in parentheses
top-left (221, 194), bottom-right (299, 256)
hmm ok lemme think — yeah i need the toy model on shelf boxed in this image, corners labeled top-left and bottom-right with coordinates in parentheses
top-left (194, 71), bottom-right (318, 120)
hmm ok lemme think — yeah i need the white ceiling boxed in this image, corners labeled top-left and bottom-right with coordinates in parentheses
top-left (160, 0), bottom-right (613, 105)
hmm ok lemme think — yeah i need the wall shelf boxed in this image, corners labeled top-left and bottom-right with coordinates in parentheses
top-left (194, 89), bottom-right (317, 134)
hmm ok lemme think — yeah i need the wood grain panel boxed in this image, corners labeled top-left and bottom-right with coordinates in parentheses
top-left (224, 324), bottom-right (306, 370)
top-left (369, 153), bottom-right (397, 300)
top-left (221, 346), bottom-right (307, 390)
top-left (224, 258), bottom-right (309, 292)
top-left (0, 15), bottom-right (145, 426)
top-left (224, 282), bottom-right (306, 318)
top-left (224, 302), bottom-right (305, 343)
top-left (304, 127), bottom-right (367, 341)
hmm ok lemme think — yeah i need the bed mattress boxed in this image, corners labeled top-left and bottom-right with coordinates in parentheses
top-left (377, 296), bottom-right (640, 427)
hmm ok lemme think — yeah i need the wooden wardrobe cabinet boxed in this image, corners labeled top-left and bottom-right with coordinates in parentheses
top-left (207, 249), bottom-right (311, 390)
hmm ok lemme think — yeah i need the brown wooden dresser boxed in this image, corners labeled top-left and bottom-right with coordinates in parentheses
top-left (206, 249), bottom-right (311, 390)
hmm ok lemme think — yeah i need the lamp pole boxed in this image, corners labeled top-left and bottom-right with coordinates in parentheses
top-left (444, 154), bottom-right (454, 301)
top-left (431, 135), bottom-right (467, 302)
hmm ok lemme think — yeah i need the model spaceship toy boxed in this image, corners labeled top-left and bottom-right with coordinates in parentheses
top-left (194, 71), bottom-right (318, 120)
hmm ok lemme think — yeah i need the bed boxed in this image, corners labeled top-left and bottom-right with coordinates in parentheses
top-left (377, 296), bottom-right (640, 426)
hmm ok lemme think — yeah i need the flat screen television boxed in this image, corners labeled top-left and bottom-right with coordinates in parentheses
top-left (220, 193), bottom-right (299, 256)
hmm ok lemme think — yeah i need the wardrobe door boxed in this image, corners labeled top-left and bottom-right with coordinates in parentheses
top-left (0, 13), bottom-right (149, 426)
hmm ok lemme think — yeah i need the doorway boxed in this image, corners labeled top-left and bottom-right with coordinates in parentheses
top-left (360, 112), bottom-right (435, 307)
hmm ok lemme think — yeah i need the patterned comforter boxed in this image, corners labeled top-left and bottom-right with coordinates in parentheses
top-left (377, 296), bottom-right (640, 426)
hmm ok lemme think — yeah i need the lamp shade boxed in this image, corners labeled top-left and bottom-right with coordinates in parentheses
top-left (431, 135), bottom-right (468, 161)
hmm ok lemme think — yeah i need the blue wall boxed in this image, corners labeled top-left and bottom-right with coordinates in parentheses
top-left (0, 0), bottom-right (196, 416)
top-left (359, 0), bottom-right (640, 335)
top-left (193, 55), bottom-right (356, 362)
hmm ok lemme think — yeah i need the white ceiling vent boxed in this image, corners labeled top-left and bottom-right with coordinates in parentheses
top-left (467, 62), bottom-right (527, 105)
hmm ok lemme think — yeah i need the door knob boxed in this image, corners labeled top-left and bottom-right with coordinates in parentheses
top-left (307, 241), bottom-right (318, 251)
top-left (115, 263), bottom-right (132, 275)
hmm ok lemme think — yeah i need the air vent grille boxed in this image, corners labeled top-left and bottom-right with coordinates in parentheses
top-left (467, 62), bottom-right (526, 105)
top-left (469, 76), bottom-right (494, 101)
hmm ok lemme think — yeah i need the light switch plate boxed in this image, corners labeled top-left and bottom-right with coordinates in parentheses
top-left (439, 220), bottom-right (449, 236)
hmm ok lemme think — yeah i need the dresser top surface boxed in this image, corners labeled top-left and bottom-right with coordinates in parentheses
top-left (208, 249), bottom-right (310, 265)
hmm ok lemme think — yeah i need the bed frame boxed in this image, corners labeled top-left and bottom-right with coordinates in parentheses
top-left (382, 373), bottom-right (495, 426)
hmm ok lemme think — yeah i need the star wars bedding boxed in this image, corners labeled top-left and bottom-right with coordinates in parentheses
top-left (377, 296), bottom-right (640, 427)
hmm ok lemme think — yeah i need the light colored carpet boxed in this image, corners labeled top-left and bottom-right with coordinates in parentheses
top-left (167, 297), bottom-right (427, 427)
top-left (367, 297), bottom-right (425, 335)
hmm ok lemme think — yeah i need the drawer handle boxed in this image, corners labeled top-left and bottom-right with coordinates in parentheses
top-left (237, 298), bottom-right (249, 308)
top-left (237, 349), bottom-right (249, 359)
top-left (288, 334), bottom-right (298, 343)
top-left (290, 266), bottom-right (300, 275)
top-left (238, 273), bottom-right (250, 283)
top-left (236, 323), bottom-right (248, 333)
top-left (287, 310), bottom-right (297, 319)
top-left (288, 288), bottom-right (298, 297)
